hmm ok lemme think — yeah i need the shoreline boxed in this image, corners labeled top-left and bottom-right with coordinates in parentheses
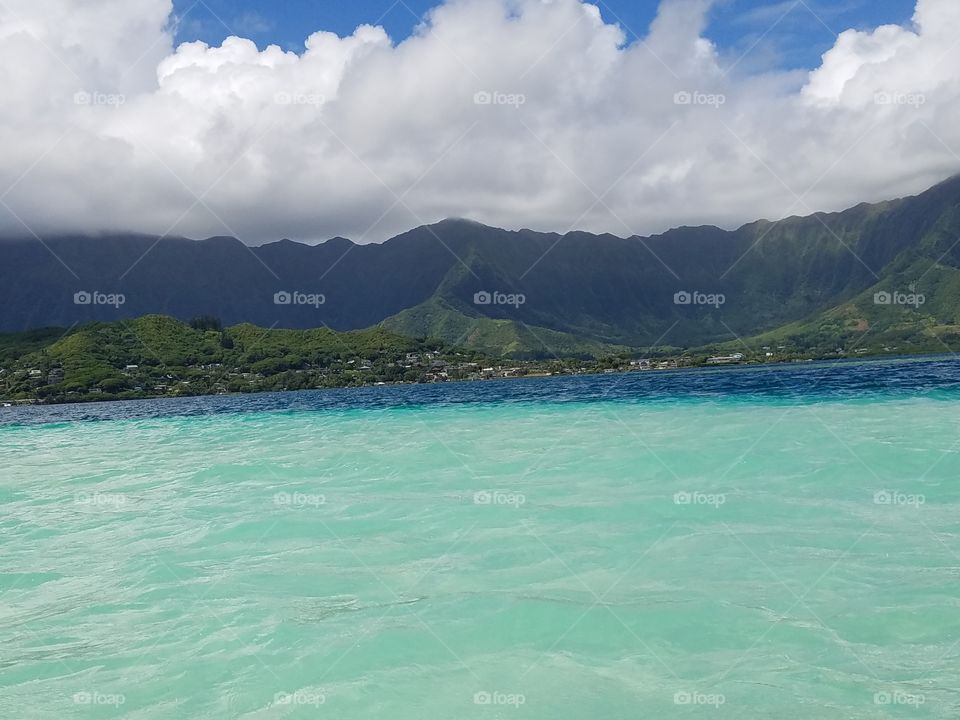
top-left (3, 349), bottom-right (956, 410)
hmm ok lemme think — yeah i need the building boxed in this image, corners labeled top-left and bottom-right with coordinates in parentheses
top-left (706, 353), bottom-right (745, 365)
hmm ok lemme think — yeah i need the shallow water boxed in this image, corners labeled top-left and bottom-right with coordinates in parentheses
top-left (2, 358), bottom-right (960, 718)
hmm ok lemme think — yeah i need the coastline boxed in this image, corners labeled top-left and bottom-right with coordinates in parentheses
top-left (3, 349), bottom-right (956, 410)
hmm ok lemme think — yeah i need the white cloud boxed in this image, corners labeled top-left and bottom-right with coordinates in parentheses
top-left (0, 0), bottom-right (957, 245)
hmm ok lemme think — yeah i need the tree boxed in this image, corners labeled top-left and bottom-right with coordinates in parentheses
top-left (189, 315), bottom-right (222, 332)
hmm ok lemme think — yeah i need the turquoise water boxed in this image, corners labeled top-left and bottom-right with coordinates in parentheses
top-left (3, 359), bottom-right (960, 718)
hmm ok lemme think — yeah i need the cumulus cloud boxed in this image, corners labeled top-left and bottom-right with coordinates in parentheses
top-left (0, 0), bottom-right (957, 244)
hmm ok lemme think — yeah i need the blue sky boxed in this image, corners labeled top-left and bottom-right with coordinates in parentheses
top-left (172, 0), bottom-right (916, 70)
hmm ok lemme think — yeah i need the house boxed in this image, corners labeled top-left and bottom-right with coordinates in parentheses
top-left (630, 359), bottom-right (651, 369)
top-left (706, 353), bottom-right (745, 365)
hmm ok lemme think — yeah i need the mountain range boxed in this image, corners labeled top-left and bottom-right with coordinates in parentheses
top-left (3, 174), bottom-right (960, 357)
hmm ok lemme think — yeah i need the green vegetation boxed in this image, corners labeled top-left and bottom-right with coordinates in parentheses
top-left (4, 302), bottom-right (960, 407)
top-left (701, 262), bottom-right (960, 359)
top-left (0, 315), bottom-right (659, 406)
top-left (381, 296), bottom-right (628, 359)
top-left (0, 315), bottom-right (493, 404)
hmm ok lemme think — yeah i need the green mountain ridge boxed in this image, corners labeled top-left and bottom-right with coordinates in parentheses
top-left (2, 174), bottom-right (960, 357)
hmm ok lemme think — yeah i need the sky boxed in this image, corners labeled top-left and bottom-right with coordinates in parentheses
top-left (0, 0), bottom-right (956, 245)
top-left (172, 0), bottom-right (916, 70)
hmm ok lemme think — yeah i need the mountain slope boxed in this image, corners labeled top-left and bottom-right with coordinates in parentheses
top-left (722, 254), bottom-right (960, 357)
top-left (381, 296), bottom-right (629, 358)
top-left (2, 174), bottom-right (960, 356)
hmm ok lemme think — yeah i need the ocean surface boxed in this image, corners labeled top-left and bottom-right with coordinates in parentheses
top-left (3, 357), bottom-right (960, 718)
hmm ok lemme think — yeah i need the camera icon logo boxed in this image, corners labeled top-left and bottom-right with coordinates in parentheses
top-left (473, 291), bottom-right (492, 305)
top-left (274, 291), bottom-right (292, 305)
top-left (73, 291), bottom-right (92, 305)
top-left (873, 291), bottom-right (892, 305)
top-left (873, 491), bottom-right (892, 505)
top-left (673, 290), bottom-right (692, 305)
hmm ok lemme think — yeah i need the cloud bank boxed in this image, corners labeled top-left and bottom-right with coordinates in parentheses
top-left (0, 0), bottom-right (957, 244)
